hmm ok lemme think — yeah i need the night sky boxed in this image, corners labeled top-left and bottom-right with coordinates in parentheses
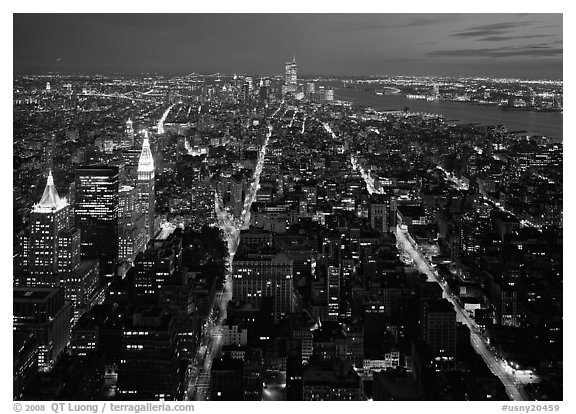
top-left (13, 14), bottom-right (563, 79)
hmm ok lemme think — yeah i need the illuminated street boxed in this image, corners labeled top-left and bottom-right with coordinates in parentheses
top-left (352, 152), bottom-right (535, 401)
top-left (185, 111), bottom-right (276, 401)
top-left (394, 226), bottom-right (532, 401)
top-left (156, 103), bottom-right (176, 134)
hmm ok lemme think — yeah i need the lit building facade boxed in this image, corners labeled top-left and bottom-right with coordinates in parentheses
top-left (123, 118), bottom-right (135, 148)
top-left (137, 131), bottom-right (156, 242)
top-left (26, 172), bottom-right (73, 285)
top-left (285, 56), bottom-right (298, 93)
top-left (18, 172), bottom-right (101, 323)
top-left (74, 165), bottom-right (120, 277)
top-left (118, 185), bottom-right (146, 263)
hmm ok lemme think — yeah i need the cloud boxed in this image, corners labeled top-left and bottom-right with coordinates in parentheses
top-left (475, 34), bottom-right (555, 42)
top-left (450, 21), bottom-right (533, 39)
top-left (428, 44), bottom-right (562, 58)
top-left (404, 15), bottom-right (461, 27)
top-left (330, 14), bottom-right (460, 33)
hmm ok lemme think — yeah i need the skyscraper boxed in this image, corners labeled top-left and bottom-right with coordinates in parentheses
top-left (75, 165), bottom-right (120, 278)
top-left (285, 55), bottom-right (298, 94)
top-left (18, 171), bottom-right (102, 323)
top-left (123, 118), bottom-right (135, 148)
top-left (137, 130), bottom-right (156, 241)
top-left (118, 185), bottom-right (147, 263)
top-left (26, 171), bottom-right (72, 285)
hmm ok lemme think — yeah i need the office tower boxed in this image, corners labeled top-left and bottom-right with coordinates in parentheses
top-left (233, 253), bottom-right (294, 323)
top-left (285, 55), bottom-right (298, 93)
top-left (421, 299), bottom-right (456, 362)
top-left (122, 118), bottom-right (135, 148)
top-left (26, 171), bottom-right (72, 285)
top-left (137, 131), bottom-right (155, 241)
top-left (18, 172), bottom-right (101, 323)
top-left (75, 165), bottom-right (120, 277)
top-left (324, 89), bottom-right (334, 102)
top-left (118, 185), bottom-right (146, 263)
top-left (13, 287), bottom-right (72, 370)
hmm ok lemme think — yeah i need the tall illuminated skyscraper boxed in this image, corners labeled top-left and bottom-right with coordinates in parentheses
top-left (285, 55), bottom-right (298, 93)
top-left (17, 172), bottom-right (101, 323)
top-left (26, 171), bottom-right (73, 285)
top-left (123, 118), bottom-right (135, 148)
top-left (137, 130), bottom-right (156, 241)
top-left (75, 165), bottom-right (119, 278)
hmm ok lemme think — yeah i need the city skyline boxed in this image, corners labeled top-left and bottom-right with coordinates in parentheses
top-left (12, 12), bottom-right (564, 404)
top-left (14, 13), bottom-right (562, 79)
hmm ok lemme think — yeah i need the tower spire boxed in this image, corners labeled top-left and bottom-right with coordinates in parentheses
top-left (36, 170), bottom-right (65, 210)
top-left (138, 130), bottom-right (155, 172)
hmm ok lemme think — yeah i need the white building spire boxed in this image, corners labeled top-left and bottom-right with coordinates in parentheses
top-left (34, 170), bottom-right (67, 212)
top-left (138, 130), bottom-right (155, 173)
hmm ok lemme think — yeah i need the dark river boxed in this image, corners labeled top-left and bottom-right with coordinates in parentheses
top-left (334, 87), bottom-right (563, 142)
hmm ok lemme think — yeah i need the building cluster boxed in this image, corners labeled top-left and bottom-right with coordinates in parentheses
top-left (13, 60), bottom-right (562, 401)
top-left (14, 117), bottom-right (161, 396)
